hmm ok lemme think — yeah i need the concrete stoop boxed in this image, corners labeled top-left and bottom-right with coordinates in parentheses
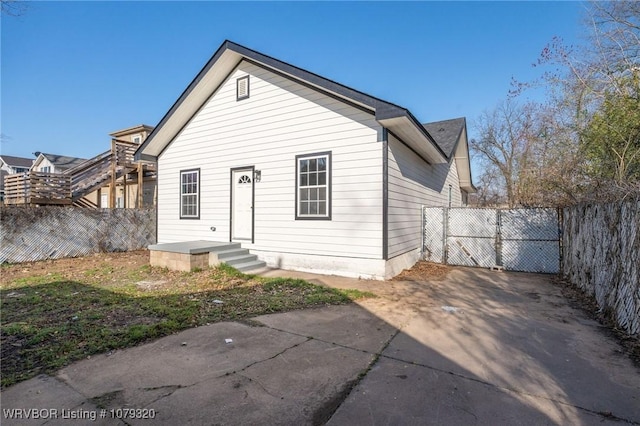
top-left (149, 241), bottom-right (266, 273)
top-left (209, 244), bottom-right (267, 272)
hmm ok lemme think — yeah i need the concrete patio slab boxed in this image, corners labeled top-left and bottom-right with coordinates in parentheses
top-left (139, 339), bottom-right (375, 425)
top-left (56, 321), bottom-right (307, 394)
top-left (328, 357), bottom-right (622, 426)
top-left (253, 304), bottom-right (397, 353)
top-left (2, 266), bottom-right (639, 425)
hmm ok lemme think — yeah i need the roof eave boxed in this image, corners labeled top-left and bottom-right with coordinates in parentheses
top-left (134, 40), bottom-right (449, 166)
top-left (376, 106), bottom-right (448, 164)
top-left (453, 125), bottom-right (476, 193)
top-left (135, 40), bottom-right (380, 162)
top-left (136, 41), bottom-right (244, 161)
top-left (110, 124), bottom-right (155, 138)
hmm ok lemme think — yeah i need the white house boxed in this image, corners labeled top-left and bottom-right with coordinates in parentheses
top-left (0, 155), bottom-right (34, 202)
top-left (135, 40), bottom-right (475, 279)
top-left (31, 153), bottom-right (87, 174)
top-left (0, 155), bottom-right (33, 174)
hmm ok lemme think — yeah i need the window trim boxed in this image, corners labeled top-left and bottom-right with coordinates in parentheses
top-left (295, 151), bottom-right (331, 221)
top-left (179, 168), bottom-right (200, 220)
top-left (236, 75), bottom-right (250, 101)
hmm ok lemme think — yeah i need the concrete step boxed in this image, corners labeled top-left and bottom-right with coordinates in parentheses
top-left (233, 259), bottom-right (267, 272)
top-left (208, 243), bottom-right (241, 252)
top-left (215, 248), bottom-right (250, 259)
top-left (222, 254), bottom-right (258, 266)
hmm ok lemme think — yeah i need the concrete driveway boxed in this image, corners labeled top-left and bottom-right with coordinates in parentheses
top-left (2, 267), bottom-right (639, 425)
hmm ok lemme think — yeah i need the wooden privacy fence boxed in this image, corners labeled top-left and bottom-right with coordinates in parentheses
top-left (0, 207), bottom-right (156, 264)
top-left (562, 199), bottom-right (640, 335)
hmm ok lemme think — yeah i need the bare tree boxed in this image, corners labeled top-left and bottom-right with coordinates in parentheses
top-left (471, 100), bottom-right (541, 207)
top-left (506, 1), bottom-right (640, 203)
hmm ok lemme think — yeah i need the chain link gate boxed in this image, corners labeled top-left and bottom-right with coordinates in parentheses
top-left (422, 207), bottom-right (560, 273)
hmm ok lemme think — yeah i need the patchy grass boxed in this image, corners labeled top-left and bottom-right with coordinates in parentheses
top-left (0, 251), bottom-right (374, 388)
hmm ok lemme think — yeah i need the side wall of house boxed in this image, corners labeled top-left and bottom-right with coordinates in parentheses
top-left (157, 61), bottom-right (384, 276)
top-left (386, 133), bottom-right (462, 261)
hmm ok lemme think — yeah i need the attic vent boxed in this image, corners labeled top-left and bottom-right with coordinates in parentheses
top-left (236, 75), bottom-right (250, 101)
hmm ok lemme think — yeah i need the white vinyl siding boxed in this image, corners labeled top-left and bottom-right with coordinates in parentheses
top-left (157, 61), bottom-right (382, 259)
top-left (32, 157), bottom-right (56, 173)
top-left (387, 133), bottom-right (462, 258)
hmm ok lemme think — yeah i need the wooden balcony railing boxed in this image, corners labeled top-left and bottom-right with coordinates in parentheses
top-left (2, 139), bottom-right (155, 207)
top-left (3, 172), bottom-right (72, 205)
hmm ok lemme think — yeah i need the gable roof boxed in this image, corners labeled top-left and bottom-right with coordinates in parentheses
top-left (0, 155), bottom-right (33, 169)
top-left (423, 118), bottom-right (466, 159)
top-left (32, 153), bottom-right (87, 172)
top-left (135, 40), bottom-right (450, 165)
top-left (110, 124), bottom-right (155, 139)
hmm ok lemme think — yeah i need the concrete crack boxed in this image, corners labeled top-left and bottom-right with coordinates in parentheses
top-left (255, 323), bottom-right (393, 357)
top-left (318, 328), bottom-right (401, 425)
top-left (235, 372), bottom-right (281, 400)
top-left (236, 337), bottom-right (312, 374)
top-left (379, 353), bottom-right (640, 425)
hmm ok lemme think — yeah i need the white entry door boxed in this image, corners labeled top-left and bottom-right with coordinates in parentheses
top-left (231, 168), bottom-right (254, 241)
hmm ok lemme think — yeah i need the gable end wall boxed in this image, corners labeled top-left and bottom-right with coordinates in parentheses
top-left (387, 133), bottom-right (462, 259)
top-left (157, 61), bottom-right (385, 275)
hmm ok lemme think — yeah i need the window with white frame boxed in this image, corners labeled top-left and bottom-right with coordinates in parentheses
top-left (296, 152), bottom-right (331, 220)
top-left (180, 169), bottom-right (200, 219)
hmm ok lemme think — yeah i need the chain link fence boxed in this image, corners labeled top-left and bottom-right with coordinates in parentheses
top-left (423, 207), bottom-right (560, 273)
top-left (563, 200), bottom-right (639, 335)
top-left (0, 206), bottom-right (156, 264)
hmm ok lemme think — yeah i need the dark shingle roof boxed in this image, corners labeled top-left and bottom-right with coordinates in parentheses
top-left (0, 155), bottom-right (33, 168)
top-left (422, 118), bottom-right (466, 158)
top-left (40, 153), bottom-right (87, 171)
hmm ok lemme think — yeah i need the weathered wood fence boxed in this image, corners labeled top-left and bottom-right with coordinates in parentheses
top-left (0, 207), bottom-right (156, 264)
top-left (3, 172), bottom-right (72, 205)
top-left (562, 199), bottom-right (640, 335)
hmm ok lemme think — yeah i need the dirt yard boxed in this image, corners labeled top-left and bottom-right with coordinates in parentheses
top-left (0, 250), bottom-right (372, 388)
top-left (2, 250), bottom-right (223, 292)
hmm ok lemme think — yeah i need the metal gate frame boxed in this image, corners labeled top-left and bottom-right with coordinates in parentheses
top-left (422, 207), bottom-right (561, 273)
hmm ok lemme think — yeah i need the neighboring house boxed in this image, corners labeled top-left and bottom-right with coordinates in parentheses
top-left (110, 124), bottom-right (155, 145)
top-left (31, 153), bottom-right (87, 174)
top-left (0, 155), bottom-right (33, 174)
top-left (98, 124), bottom-right (157, 208)
top-left (0, 155), bottom-right (33, 201)
top-left (135, 40), bottom-right (475, 279)
top-left (3, 128), bottom-right (156, 208)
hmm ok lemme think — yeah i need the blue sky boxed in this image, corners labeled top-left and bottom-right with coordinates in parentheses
top-left (1, 1), bottom-right (586, 162)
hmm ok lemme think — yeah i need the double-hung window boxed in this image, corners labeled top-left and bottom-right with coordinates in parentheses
top-left (180, 169), bottom-right (200, 219)
top-left (296, 152), bottom-right (331, 220)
